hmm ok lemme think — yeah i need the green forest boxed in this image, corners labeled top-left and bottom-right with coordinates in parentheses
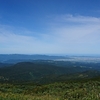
top-left (0, 60), bottom-right (100, 100)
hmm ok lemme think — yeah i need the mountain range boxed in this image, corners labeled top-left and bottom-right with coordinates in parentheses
top-left (0, 60), bottom-right (100, 84)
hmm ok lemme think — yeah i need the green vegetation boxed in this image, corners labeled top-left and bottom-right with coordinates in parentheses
top-left (0, 79), bottom-right (100, 100)
top-left (0, 61), bottom-right (100, 99)
top-left (0, 61), bottom-right (100, 83)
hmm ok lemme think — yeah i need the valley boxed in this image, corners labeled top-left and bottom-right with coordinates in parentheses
top-left (0, 54), bottom-right (100, 100)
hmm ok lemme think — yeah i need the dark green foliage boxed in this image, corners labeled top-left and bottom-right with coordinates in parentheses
top-left (0, 78), bottom-right (100, 100)
top-left (0, 61), bottom-right (100, 84)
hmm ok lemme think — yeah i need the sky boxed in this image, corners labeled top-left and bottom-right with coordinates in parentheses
top-left (0, 0), bottom-right (100, 55)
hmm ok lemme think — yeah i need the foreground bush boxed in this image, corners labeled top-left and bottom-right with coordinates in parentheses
top-left (0, 80), bottom-right (100, 100)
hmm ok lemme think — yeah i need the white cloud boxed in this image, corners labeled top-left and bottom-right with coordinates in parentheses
top-left (64, 14), bottom-right (100, 23)
top-left (0, 14), bottom-right (100, 54)
top-left (49, 14), bottom-right (100, 43)
top-left (0, 25), bottom-right (62, 54)
top-left (54, 14), bottom-right (100, 24)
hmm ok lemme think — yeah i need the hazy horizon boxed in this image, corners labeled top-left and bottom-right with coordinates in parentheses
top-left (0, 53), bottom-right (100, 57)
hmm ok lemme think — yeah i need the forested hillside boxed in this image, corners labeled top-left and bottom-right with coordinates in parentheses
top-left (0, 60), bottom-right (100, 100)
top-left (0, 61), bottom-right (100, 83)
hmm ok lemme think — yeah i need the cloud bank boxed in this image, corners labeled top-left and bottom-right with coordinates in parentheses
top-left (0, 14), bottom-right (100, 54)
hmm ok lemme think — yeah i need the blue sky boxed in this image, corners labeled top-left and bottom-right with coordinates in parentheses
top-left (0, 0), bottom-right (100, 55)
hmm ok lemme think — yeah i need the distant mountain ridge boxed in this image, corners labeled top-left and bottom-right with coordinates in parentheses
top-left (0, 54), bottom-right (68, 63)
